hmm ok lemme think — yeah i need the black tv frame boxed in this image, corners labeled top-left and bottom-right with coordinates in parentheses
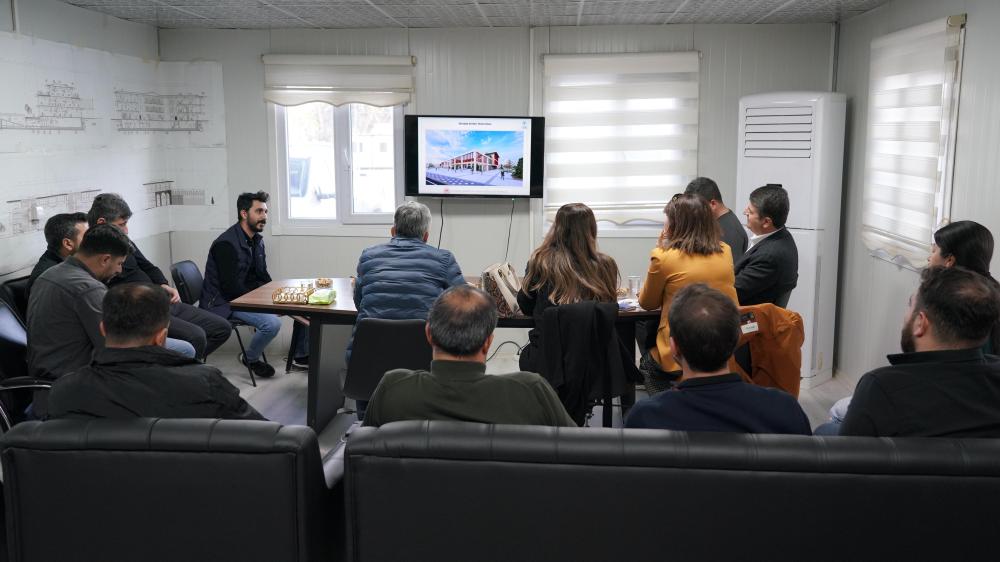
top-left (404, 114), bottom-right (545, 199)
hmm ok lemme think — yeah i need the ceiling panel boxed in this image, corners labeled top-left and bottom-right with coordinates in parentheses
top-left (62, 0), bottom-right (892, 29)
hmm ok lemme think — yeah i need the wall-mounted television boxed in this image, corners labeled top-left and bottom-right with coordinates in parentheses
top-left (405, 115), bottom-right (544, 199)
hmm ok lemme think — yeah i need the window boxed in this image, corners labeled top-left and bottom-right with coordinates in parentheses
top-left (861, 16), bottom-right (966, 266)
top-left (275, 103), bottom-right (402, 224)
top-left (262, 54), bottom-right (414, 231)
top-left (542, 52), bottom-right (700, 229)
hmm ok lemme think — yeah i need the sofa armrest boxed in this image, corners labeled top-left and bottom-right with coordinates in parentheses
top-left (322, 441), bottom-right (346, 489)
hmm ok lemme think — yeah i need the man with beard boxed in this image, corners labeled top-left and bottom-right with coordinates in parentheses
top-left (201, 191), bottom-right (308, 378)
top-left (838, 266), bottom-right (1000, 437)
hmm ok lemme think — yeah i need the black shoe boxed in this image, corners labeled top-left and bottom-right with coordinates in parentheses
top-left (240, 353), bottom-right (276, 378)
top-left (291, 355), bottom-right (309, 370)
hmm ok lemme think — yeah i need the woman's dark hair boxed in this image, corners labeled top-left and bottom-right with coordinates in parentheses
top-left (523, 203), bottom-right (619, 305)
top-left (934, 221), bottom-right (994, 278)
top-left (662, 193), bottom-right (723, 256)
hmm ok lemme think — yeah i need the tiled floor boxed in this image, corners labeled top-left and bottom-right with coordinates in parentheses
top-left (215, 347), bottom-right (855, 455)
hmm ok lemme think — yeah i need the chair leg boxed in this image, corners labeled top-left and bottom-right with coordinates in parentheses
top-left (232, 325), bottom-right (257, 387)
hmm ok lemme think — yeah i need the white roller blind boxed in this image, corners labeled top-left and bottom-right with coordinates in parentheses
top-left (861, 17), bottom-right (965, 266)
top-left (543, 52), bottom-right (699, 225)
top-left (263, 54), bottom-right (415, 107)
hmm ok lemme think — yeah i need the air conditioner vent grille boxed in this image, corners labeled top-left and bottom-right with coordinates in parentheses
top-left (744, 105), bottom-right (813, 158)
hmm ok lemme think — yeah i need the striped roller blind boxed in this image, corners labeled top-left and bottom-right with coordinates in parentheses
top-left (262, 54), bottom-right (415, 107)
top-left (543, 52), bottom-right (700, 225)
top-left (861, 16), bottom-right (965, 266)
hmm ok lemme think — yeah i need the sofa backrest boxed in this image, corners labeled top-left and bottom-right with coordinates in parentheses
top-left (346, 420), bottom-right (1000, 562)
top-left (1, 418), bottom-right (335, 562)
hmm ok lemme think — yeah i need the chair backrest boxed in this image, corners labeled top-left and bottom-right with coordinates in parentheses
top-left (774, 289), bottom-right (793, 308)
top-left (170, 260), bottom-right (204, 305)
top-left (345, 319), bottom-right (432, 401)
top-left (0, 276), bottom-right (30, 324)
top-left (1, 418), bottom-right (336, 562)
top-left (538, 301), bottom-right (634, 425)
top-left (346, 420), bottom-right (1000, 562)
top-left (0, 300), bottom-right (28, 380)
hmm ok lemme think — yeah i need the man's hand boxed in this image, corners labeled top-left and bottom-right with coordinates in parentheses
top-left (162, 284), bottom-right (181, 304)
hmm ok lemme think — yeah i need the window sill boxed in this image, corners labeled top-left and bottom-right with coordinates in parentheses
top-left (596, 226), bottom-right (661, 239)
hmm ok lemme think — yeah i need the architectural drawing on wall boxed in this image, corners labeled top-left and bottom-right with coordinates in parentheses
top-left (0, 81), bottom-right (98, 132)
top-left (114, 90), bottom-right (208, 133)
top-left (1, 189), bottom-right (100, 239)
top-left (144, 180), bottom-right (207, 209)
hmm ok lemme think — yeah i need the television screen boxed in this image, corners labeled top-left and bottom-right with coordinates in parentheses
top-left (405, 115), bottom-right (544, 198)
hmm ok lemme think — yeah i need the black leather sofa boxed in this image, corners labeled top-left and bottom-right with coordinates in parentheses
top-left (346, 421), bottom-right (1000, 562)
top-left (1, 418), bottom-right (343, 562)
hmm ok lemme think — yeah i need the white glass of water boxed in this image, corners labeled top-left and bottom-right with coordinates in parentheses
top-left (627, 276), bottom-right (641, 299)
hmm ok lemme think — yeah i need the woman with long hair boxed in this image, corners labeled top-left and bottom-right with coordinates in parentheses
top-left (638, 193), bottom-right (738, 393)
top-left (517, 203), bottom-right (620, 372)
top-left (929, 220), bottom-right (1000, 352)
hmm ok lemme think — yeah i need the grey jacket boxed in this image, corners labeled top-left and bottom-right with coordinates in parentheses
top-left (26, 257), bottom-right (106, 380)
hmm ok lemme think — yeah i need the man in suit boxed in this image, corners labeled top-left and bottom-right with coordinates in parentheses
top-left (684, 176), bottom-right (748, 262)
top-left (735, 184), bottom-right (798, 306)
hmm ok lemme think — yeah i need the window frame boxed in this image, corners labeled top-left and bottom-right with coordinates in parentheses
top-left (266, 102), bottom-right (405, 236)
top-left (860, 16), bottom-right (966, 268)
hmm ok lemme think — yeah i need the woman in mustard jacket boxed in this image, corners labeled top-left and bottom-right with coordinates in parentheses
top-left (638, 193), bottom-right (739, 393)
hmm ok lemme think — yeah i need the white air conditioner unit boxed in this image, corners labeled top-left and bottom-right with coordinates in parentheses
top-left (736, 91), bottom-right (846, 387)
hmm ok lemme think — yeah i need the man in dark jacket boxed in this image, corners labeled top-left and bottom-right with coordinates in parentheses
top-left (201, 191), bottom-right (308, 378)
top-left (837, 267), bottom-right (1000, 438)
top-left (88, 193), bottom-right (231, 360)
top-left (684, 176), bottom-right (748, 262)
top-left (363, 286), bottom-right (575, 428)
top-left (351, 201), bottom-right (466, 417)
top-left (48, 283), bottom-right (266, 421)
top-left (735, 184), bottom-right (798, 306)
top-left (26, 212), bottom-right (88, 298)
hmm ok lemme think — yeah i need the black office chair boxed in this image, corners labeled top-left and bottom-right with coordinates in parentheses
top-left (170, 260), bottom-right (264, 387)
top-left (0, 275), bottom-right (30, 325)
top-left (344, 319), bottom-right (432, 405)
top-left (0, 301), bottom-right (52, 432)
top-left (775, 289), bottom-right (793, 309)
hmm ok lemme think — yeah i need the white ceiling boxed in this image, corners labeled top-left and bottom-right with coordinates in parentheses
top-left (59, 0), bottom-right (891, 29)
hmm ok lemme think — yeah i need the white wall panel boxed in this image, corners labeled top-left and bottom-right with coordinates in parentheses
top-left (835, 0), bottom-right (1000, 386)
top-left (0, 0), bottom-right (160, 282)
top-left (17, 0), bottom-right (157, 58)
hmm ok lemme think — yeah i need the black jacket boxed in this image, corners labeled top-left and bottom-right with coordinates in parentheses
top-left (108, 241), bottom-right (169, 287)
top-left (528, 301), bottom-right (640, 425)
top-left (47, 346), bottom-right (266, 421)
top-left (734, 228), bottom-right (798, 306)
top-left (201, 223), bottom-right (271, 318)
top-left (841, 348), bottom-right (1000, 438)
top-left (26, 248), bottom-right (64, 298)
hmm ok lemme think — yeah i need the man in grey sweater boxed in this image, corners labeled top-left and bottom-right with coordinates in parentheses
top-left (26, 224), bottom-right (131, 380)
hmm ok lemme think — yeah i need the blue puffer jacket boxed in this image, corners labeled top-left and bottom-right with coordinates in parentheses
top-left (348, 236), bottom-right (466, 361)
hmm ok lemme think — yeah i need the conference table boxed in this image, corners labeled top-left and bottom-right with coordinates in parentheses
top-left (231, 277), bottom-right (659, 431)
